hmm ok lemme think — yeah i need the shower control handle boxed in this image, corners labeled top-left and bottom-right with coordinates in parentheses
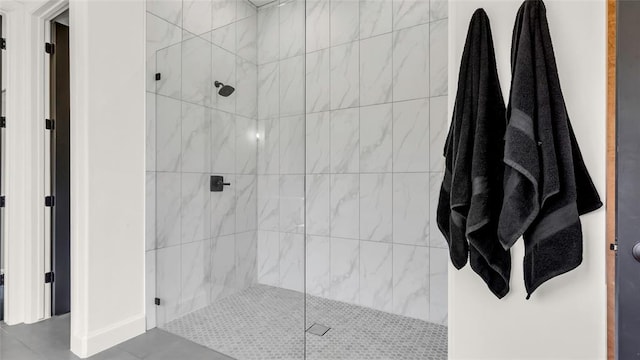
top-left (211, 175), bottom-right (231, 192)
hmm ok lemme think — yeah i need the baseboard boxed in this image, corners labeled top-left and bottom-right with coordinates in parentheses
top-left (71, 313), bottom-right (145, 358)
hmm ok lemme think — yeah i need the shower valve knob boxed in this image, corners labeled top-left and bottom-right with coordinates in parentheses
top-left (211, 175), bottom-right (231, 192)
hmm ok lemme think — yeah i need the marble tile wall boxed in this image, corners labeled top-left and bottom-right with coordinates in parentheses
top-left (254, 0), bottom-right (308, 300)
top-left (255, 0), bottom-right (449, 326)
top-left (146, 0), bottom-right (260, 330)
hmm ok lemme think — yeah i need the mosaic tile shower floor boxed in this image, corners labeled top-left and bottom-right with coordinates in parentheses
top-left (162, 284), bottom-right (447, 360)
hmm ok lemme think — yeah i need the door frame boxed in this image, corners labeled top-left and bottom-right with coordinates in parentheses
top-left (0, 13), bottom-right (4, 324)
top-left (48, 17), bottom-right (71, 317)
top-left (0, 0), bottom-right (68, 325)
top-left (606, 0), bottom-right (615, 358)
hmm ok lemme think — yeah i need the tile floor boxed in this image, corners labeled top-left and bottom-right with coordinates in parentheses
top-left (0, 285), bottom-right (447, 360)
top-left (163, 284), bottom-right (448, 360)
top-left (0, 314), bottom-right (232, 360)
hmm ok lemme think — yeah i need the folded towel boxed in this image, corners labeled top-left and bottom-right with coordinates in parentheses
top-left (437, 8), bottom-right (511, 298)
top-left (499, 0), bottom-right (603, 298)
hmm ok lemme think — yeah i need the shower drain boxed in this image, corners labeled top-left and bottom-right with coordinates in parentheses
top-left (306, 323), bottom-right (331, 336)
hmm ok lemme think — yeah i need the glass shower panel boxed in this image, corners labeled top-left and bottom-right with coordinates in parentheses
top-left (148, 0), bottom-right (306, 358)
top-left (254, 0), bottom-right (307, 358)
top-left (303, 0), bottom-right (450, 358)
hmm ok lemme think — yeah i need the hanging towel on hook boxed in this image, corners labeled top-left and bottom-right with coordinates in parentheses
top-left (499, 0), bottom-right (602, 299)
top-left (437, 8), bottom-right (511, 298)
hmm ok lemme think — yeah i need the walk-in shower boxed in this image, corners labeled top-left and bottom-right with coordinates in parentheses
top-left (146, 0), bottom-right (448, 358)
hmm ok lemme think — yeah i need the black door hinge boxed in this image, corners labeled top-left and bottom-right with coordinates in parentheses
top-left (155, 73), bottom-right (161, 81)
top-left (1, 38), bottom-right (6, 50)
top-left (45, 42), bottom-right (55, 54)
top-left (45, 119), bottom-right (55, 130)
top-left (1, 117), bottom-right (6, 128)
top-left (44, 272), bottom-right (54, 284)
top-left (0, 196), bottom-right (5, 208)
top-left (45, 196), bottom-right (55, 207)
top-left (154, 298), bottom-right (161, 306)
top-left (610, 238), bottom-right (618, 252)
top-left (0, 274), bottom-right (4, 286)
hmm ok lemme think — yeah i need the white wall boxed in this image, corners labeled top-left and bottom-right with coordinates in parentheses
top-left (70, 0), bottom-right (146, 357)
top-left (448, 1), bottom-right (606, 359)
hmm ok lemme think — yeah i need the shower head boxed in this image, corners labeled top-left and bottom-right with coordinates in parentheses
top-left (214, 81), bottom-right (235, 97)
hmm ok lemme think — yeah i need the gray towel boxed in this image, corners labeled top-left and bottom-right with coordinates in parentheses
top-left (437, 9), bottom-right (511, 298)
top-left (499, 0), bottom-right (602, 298)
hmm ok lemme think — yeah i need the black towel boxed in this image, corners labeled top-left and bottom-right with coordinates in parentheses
top-left (437, 9), bottom-right (511, 299)
top-left (499, 0), bottom-right (603, 298)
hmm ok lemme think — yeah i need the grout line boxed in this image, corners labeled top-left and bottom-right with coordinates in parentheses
top-left (232, 0), bottom-right (240, 294)
top-left (302, 0), bottom-right (309, 344)
top-left (390, 0), bottom-right (395, 314)
top-left (326, 0), bottom-right (333, 308)
top-left (310, 95), bottom-right (435, 115)
top-left (211, 170), bottom-right (444, 176)
top-left (426, 6), bottom-right (432, 321)
top-left (356, 0), bottom-right (362, 308)
top-left (155, 91), bottom-right (260, 121)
